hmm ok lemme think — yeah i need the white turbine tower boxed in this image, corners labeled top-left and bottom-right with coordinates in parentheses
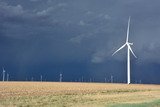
top-left (7, 73), bottom-right (9, 81)
top-left (2, 67), bottom-right (5, 82)
top-left (112, 17), bottom-right (137, 84)
top-left (59, 73), bottom-right (63, 82)
top-left (111, 75), bottom-right (113, 83)
top-left (40, 75), bottom-right (43, 82)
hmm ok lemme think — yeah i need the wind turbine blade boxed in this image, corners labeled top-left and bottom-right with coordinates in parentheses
top-left (112, 44), bottom-right (126, 56)
top-left (2, 67), bottom-right (5, 72)
top-left (126, 16), bottom-right (131, 43)
top-left (128, 45), bottom-right (137, 58)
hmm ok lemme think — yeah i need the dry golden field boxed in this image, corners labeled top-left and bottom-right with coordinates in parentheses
top-left (0, 82), bottom-right (160, 107)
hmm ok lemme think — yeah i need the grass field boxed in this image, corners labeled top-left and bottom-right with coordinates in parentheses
top-left (0, 82), bottom-right (160, 107)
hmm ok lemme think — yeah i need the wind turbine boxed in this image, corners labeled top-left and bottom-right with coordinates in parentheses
top-left (7, 73), bottom-right (9, 81)
top-left (81, 76), bottom-right (84, 82)
top-left (31, 77), bottom-right (34, 81)
top-left (90, 78), bottom-right (92, 82)
top-left (104, 78), bottom-right (107, 83)
top-left (112, 17), bottom-right (137, 84)
top-left (2, 67), bottom-right (5, 82)
top-left (111, 75), bottom-right (113, 83)
top-left (40, 75), bottom-right (43, 82)
top-left (59, 73), bottom-right (63, 82)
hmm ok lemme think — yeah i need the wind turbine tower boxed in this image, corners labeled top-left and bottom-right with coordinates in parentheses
top-left (59, 73), bottom-right (63, 82)
top-left (112, 17), bottom-right (137, 84)
top-left (40, 75), bottom-right (43, 82)
top-left (90, 78), bottom-right (92, 82)
top-left (111, 75), bottom-right (113, 83)
top-left (105, 78), bottom-right (107, 83)
top-left (31, 77), bottom-right (34, 81)
top-left (81, 76), bottom-right (84, 82)
top-left (7, 73), bottom-right (9, 81)
top-left (2, 68), bottom-right (5, 82)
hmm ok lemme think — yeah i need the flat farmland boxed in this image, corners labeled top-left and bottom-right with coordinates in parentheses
top-left (0, 82), bottom-right (160, 107)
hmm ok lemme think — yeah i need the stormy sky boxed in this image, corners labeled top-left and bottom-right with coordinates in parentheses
top-left (0, 0), bottom-right (160, 84)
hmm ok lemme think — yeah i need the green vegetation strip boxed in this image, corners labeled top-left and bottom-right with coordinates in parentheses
top-left (110, 99), bottom-right (160, 107)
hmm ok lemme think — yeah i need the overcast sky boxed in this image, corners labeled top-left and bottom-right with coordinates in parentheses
top-left (0, 0), bottom-right (160, 83)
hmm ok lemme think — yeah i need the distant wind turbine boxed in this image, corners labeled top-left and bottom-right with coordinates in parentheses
top-left (7, 73), bottom-right (9, 81)
top-left (2, 67), bottom-right (5, 82)
top-left (59, 73), bottom-right (63, 82)
top-left (89, 78), bottom-right (92, 82)
top-left (31, 77), bottom-right (34, 81)
top-left (40, 75), bottom-right (43, 82)
top-left (81, 76), bottom-right (83, 82)
top-left (112, 17), bottom-right (137, 84)
top-left (104, 78), bottom-right (107, 83)
top-left (111, 75), bottom-right (113, 83)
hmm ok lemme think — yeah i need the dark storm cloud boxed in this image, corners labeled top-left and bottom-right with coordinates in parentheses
top-left (0, 0), bottom-right (160, 83)
top-left (0, 0), bottom-right (113, 64)
top-left (0, 0), bottom-right (159, 62)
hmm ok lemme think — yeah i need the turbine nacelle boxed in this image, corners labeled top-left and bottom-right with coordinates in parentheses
top-left (130, 43), bottom-right (133, 45)
top-left (127, 42), bottom-right (133, 45)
